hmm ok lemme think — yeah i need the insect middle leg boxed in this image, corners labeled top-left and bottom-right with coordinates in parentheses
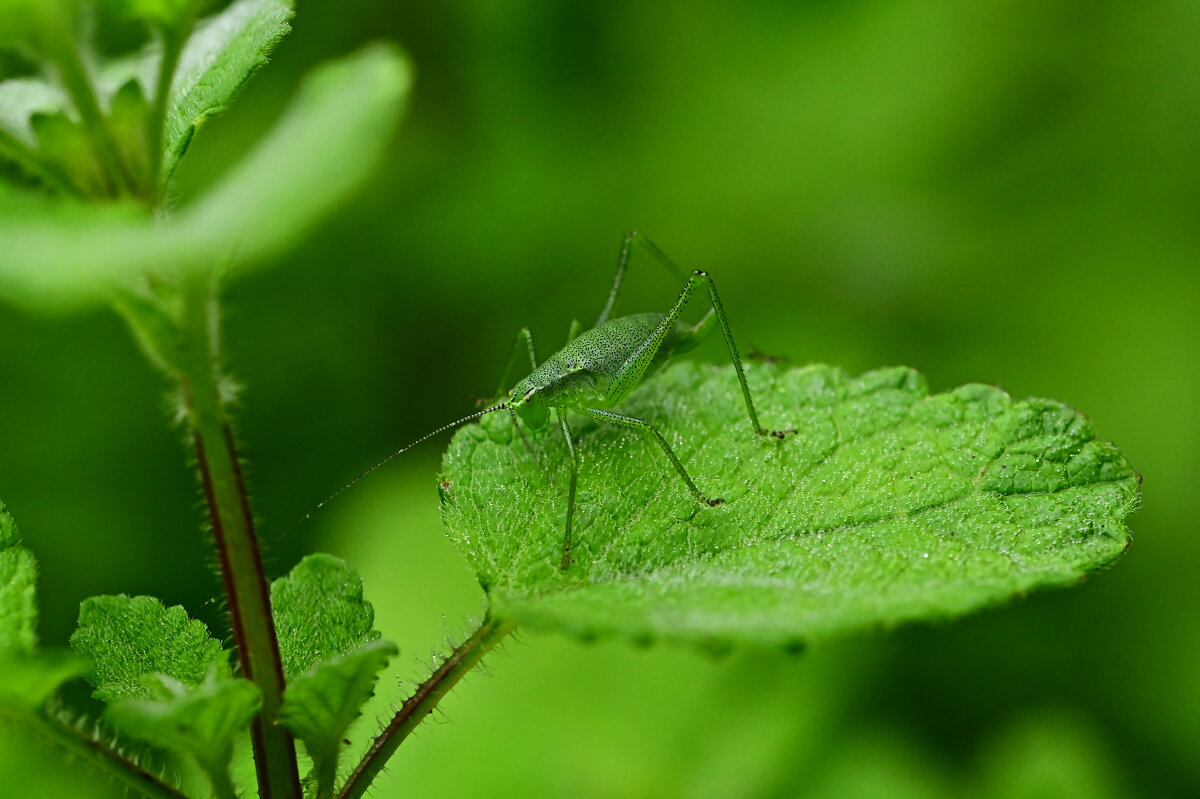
top-left (491, 327), bottom-right (549, 473)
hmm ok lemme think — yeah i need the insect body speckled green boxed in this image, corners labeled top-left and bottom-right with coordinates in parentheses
top-left (284, 232), bottom-right (791, 570)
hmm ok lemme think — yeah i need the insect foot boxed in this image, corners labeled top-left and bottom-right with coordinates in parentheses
top-left (707, 497), bottom-right (725, 507)
top-left (768, 427), bottom-right (798, 439)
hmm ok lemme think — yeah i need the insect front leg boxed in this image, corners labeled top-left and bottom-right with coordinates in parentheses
top-left (489, 327), bottom-right (551, 476)
top-left (557, 413), bottom-right (579, 570)
top-left (491, 326), bottom-right (539, 401)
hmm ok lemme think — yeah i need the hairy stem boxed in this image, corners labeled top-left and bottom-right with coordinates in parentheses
top-left (179, 270), bottom-right (301, 798)
top-left (5, 707), bottom-right (188, 799)
top-left (337, 616), bottom-right (517, 799)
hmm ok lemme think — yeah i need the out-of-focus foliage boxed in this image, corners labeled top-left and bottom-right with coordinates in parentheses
top-left (0, 1), bottom-right (1194, 797)
top-left (0, 42), bottom-right (410, 309)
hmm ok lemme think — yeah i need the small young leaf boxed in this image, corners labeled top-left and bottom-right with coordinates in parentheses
top-left (441, 362), bottom-right (1139, 649)
top-left (0, 500), bottom-right (37, 656)
top-left (106, 669), bottom-right (261, 795)
top-left (279, 639), bottom-right (398, 796)
top-left (70, 595), bottom-right (226, 702)
top-left (271, 554), bottom-right (382, 681)
top-left (109, 281), bottom-right (187, 376)
top-left (162, 0), bottom-right (294, 177)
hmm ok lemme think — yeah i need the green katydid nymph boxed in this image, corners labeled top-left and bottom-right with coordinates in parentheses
top-left (289, 232), bottom-right (794, 569)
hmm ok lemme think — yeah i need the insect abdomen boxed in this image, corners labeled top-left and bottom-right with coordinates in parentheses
top-left (528, 313), bottom-right (667, 405)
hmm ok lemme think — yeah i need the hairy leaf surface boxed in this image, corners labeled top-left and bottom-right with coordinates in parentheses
top-left (162, 0), bottom-right (294, 178)
top-left (0, 501), bottom-right (36, 656)
top-left (272, 554), bottom-right (382, 680)
top-left (106, 670), bottom-right (261, 789)
top-left (0, 503), bottom-right (87, 712)
top-left (441, 362), bottom-right (1138, 648)
top-left (70, 595), bottom-right (226, 702)
top-left (279, 639), bottom-right (397, 794)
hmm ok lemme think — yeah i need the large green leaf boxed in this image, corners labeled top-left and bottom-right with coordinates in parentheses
top-left (441, 362), bottom-right (1138, 649)
top-left (0, 44), bottom-right (410, 311)
top-left (70, 595), bottom-right (226, 702)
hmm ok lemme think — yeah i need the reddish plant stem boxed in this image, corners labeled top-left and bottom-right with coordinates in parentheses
top-left (337, 615), bottom-right (516, 799)
top-left (182, 273), bottom-right (300, 798)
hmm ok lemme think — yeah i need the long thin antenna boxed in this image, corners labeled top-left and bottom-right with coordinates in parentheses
top-left (272, 402), bottom-right (508, 545)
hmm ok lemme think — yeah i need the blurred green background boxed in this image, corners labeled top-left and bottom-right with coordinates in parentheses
top-left (2, 1), bottom-right (1197, 796)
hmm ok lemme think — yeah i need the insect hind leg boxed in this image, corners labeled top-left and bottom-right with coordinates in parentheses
top-left (579, 407), bottom-right (720, 507)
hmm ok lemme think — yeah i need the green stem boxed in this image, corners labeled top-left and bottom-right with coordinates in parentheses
top-left (336, 616), bottom-right (517, 799)
top-left (3, 707), bottom-right (188, 799)
top-left (179, 269), bottom-right (301, 799)
top-left (314, 760), bottom-right (336, 799)
top-left (49, 40), bottom-right (135, 197)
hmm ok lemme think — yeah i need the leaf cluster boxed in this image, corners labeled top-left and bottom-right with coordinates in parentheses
top-left (1, 510), bottom-right (396, 799)
top-left (0, 3), bottom-right (410, 797)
